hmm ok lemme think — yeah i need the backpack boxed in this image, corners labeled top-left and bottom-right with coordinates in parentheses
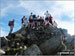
top-left (49, 15), bottom-right (52, 20)
top-left (33, 15), bottom-right (36, 18)
top-left (22, 18), bottom-right (24, 23)
top-left (8, 21), bottom-right (13, 26)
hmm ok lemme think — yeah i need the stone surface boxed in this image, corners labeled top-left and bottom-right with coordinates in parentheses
top-left (24, 44), bottom-right (42, 55)
top-left (39, 33), bottom-right (62, 55)
top-left (0, 25), bottom-right (74, 55)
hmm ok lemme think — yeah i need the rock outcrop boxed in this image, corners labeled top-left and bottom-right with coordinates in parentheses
top-left (0, 24), bottom-right (74, 55)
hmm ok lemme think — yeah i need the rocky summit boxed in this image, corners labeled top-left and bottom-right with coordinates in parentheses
top-left (0, 24), bottom-right (74, 55)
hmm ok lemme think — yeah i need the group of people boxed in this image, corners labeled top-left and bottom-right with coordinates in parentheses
top-left (8, 11), bottom-right (57, 34)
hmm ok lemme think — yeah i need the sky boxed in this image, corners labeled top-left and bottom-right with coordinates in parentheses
top-left (0, 0), bottom-right (74, 37)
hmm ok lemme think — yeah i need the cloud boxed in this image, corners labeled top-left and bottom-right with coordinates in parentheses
top-left (57, 19), bottom-right (74, 35)
top-left (19, 1), bottom-right (74, 20)
top-left (1, 2), bottom-right (22, 18)
top-left (50, 1), bottom-right (74, 21)
top-left (19, 1), bottom-right (44, 15)
top-left (1, 0), bottom-right (74, 36)
top-left (1, 4), bottom-right (14, 18)
top-left (51, 1), bottom-right (74, 35)
top-left (0, 30), bottom-right (8, 37)
top-left (19, 1), bottom-right (74, 35)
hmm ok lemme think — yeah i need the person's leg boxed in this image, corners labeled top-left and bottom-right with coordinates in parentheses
top-left (45, 20), bottom-right (47, 25)
top-left (37, 22), bottom-right (38, 26)
top-left (33, 22), bottom-right (35, 27)
top-left (9, 26), bottom-right (11, 33)
top-left (25, 24), bottom-right (27, 28)
top-left (29, 23), bottom-right (31, 28)
top-left (31, 22), bottom-right (33, 28)
top-left (51, 20), bottom-right (53, 25)
top-left (9, 26), bottom-right (13, 33)
top-left (35, 22), bottom-right (37, 28)
top-left (32, 22), bottom-right (35, 29)
top-left (49, 19), bottom-right (53, 25)
top-left (49, 20), bottom-right (52, 25)
top-left (22, 23), bottom-right (24, 27)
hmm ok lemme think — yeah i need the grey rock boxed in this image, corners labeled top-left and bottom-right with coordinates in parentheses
top-left (39, 33), bottom-right (62, 55)
top-left (24, 44), bottom-right (42, 55)
top-left (1, 24), bottom-right (74, 55)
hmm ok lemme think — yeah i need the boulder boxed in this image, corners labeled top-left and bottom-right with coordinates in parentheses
top-left (39, 34), bottom-right (62, 55)
top-left (1, 24), bottom-right (74, 55)
top-left (24, 44), bottom-right (42, 55)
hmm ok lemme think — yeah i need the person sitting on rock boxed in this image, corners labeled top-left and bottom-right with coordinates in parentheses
top-left (49, 14), bottom-right (53, 25)
top-left (45, 19), bottom-right (50, 26)
top-left (29, 16), bottom-right (33, 28)
top-left (53, 20), bottom-right (58, 27)
top-left (29, 12), bottom-right (33, 19)
top-left (21, 16), bottom-right (28, 27)
top-left (36, 15), bottom-right (40, 26)
top-left (32, 14), bottom-right (37, 29)
top-left (8, 19), bottom-right (15, 34)
top-left (38, 16), bottom-right (44, 25)
top-left (24, 17), bottom-right (28, 27)
top-left (21, 16), bottom-right (25, 26)
top-left (44, 17), bottom-right (52, 26)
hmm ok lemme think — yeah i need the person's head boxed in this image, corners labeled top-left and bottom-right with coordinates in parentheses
top-left (46, 10), bottom-right (48, 12)
top-left (31, 12), bottom-right (33, 15)
top-left (23, 16), bottom-right (25, 18)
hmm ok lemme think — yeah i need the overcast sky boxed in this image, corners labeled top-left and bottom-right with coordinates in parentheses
top-left (0, 0), bottom-right (74, 37)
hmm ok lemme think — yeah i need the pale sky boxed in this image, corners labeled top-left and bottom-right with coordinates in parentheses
top-left (0, 0), bottom-right (74, 37)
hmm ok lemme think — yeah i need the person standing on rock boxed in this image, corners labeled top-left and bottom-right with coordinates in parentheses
top-left (44, 10), bottom-right (50, 20)
top-left (21, 16), bottom-right (28, 27)
top-left (8, 19), bottom-right (15, 34)
top-left (39, 16), bottom-right (44, 25)
top-left (29, 12), bottom-right (33, 19)
top-left (22, 16), bottom-right (25, 26)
